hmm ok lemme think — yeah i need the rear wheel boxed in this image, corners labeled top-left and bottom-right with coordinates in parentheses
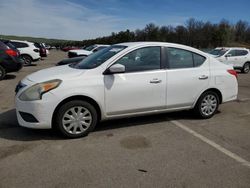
top-left (55, 100), bottom-right (98, 138)
top-left (194, 91), bottom-right (219, 119)
top-left (21, 55), bottom-right (32, 65)
top-left (0, 65), bottom-right (6, 80)
top-left (241, 62), bottom-right (250, 73)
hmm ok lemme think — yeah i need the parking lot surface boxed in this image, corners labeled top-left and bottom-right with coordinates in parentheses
top-left (0, 51), bottom-right (249, 188)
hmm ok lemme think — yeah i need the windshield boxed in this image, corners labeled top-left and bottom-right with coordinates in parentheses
top-left (209, 49), bottom-right (228, 56)
top-left (84, 45), bottom-right (96, 51)
top-left (71, 45), bottom-right (127, 69)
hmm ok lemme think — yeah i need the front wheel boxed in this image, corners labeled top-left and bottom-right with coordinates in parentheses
top-left (241, 62), bottom-right (250, 73)
top-left (194, 91), bottom-right (219, 119)
top-left (55, 100), bottom-right (98, 138)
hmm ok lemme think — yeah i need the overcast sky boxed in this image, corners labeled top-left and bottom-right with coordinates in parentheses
top-left (0, 0), bottom-right (249, 40)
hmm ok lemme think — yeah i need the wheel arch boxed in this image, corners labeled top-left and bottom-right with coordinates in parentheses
top-left (51, 95), bottom-right (102, 128)
top-left (244, 61), bottom-right (250, 66)
top-left (20, 53), bottom-right (33, 61)
top-left (194, 88), bottom-right (223, 108)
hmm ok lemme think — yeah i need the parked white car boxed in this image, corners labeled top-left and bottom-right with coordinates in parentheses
top-left (10, 40), bottom-right (40, 65)
top-left (15, 42), bottom-right (238, 138)
top-left (209, 47), bottom-right (250, 73)
top-left (68, 44), bottom-right (110, 58)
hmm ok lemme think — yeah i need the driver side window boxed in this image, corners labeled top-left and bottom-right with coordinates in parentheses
top-left (114, 47), bottom-right (161, 73)
top-left (227, 50), bottom-right (236, 57)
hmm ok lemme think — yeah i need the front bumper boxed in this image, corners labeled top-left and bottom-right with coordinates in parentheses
top-left (15, 92), bottom-right (58, 129)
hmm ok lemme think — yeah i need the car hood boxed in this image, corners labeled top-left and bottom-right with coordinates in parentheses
top-left (25, 65), bottom-right (84, 83)
top-left (69, 49), bottom-right (93, 55)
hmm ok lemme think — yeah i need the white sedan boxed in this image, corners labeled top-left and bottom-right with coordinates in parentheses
top-left (15, 42), bottom-right (238, 138)
top-left (68, 44), bottom-right (109, 58)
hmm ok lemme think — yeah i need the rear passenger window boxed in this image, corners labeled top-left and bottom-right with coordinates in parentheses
top-left (167, 48), bottom-right (206, 69)
top-left (193, 53), bottom-right (206, 67)
top-left (236, 50), bottom-right (248, 56)
top-left (0, 41), bottom-right (8, 50)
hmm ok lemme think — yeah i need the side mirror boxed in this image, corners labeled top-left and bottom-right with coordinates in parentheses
top-left (225, 54), bottom-right (232, 58)
top-left (103, 64), bottom-right (125, 75)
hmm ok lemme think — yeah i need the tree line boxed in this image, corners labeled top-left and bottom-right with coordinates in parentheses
top-left (79, 18), bottom-right (250, 49)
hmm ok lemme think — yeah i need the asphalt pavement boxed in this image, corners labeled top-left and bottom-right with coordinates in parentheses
top-left (0, 50), bottom-right (249, 188)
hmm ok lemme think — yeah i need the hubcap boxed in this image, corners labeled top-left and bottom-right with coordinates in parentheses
top-left (244, 64), bottom-right (249, 72)
top-left (201, 94), bottom-right (217, 116)
top-left (23, 57), bottom-right (31, 65)
top-left (62, 106), bottom-right (92, 135)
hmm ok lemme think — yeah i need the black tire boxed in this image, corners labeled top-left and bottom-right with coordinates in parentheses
top-left (21, 55), bottom-right (32, 65)
top-left (0, 65), bottom-right (6, 80)
top-left (55, 100), bottom-right (98, 138)
top-left (194, 91), bottom-right (219, 119)
top-left (241, 62), bottom-right (250, 73)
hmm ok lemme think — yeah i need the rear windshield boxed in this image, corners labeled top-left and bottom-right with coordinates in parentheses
top-left (0, 41), bottom-right (9, 50)
top-left (34, 43), bottom-right (41, 48)
top-left (5, 42), bottom-right (17, 50)
top-left (84, 45), bottom-right (97, 51)
top-left (71, 45), bottom-right (127, 69)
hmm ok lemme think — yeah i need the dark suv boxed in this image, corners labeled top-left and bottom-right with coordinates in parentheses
top-left (0, 40), bottom-right (23, 80)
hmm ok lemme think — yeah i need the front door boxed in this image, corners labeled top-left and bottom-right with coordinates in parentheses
top-left (104, 46), bottom-right (167, 116)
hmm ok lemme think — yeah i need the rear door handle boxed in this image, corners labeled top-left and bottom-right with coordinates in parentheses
top-left (199, 75), bottom-right (208, 80)
top-left (150, 79), bottom-right (162, 84)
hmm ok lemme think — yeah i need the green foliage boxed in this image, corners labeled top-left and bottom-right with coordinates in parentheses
top-left (1, 19), bottom-right (250, 49)
top-left (81, 18), bottom-right (250, 48)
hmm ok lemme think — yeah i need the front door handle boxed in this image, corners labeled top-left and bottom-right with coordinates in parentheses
top-left (150, 79), bottom-right (162, 84)
top-left (199, 75), bottom-right (208, 80)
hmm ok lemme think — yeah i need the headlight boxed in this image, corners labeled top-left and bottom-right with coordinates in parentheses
top-left (19, 79), bottom-right (62, 101)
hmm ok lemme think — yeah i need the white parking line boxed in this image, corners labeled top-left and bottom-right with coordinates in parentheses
top-left (170, 120), bottom-right (250, 168)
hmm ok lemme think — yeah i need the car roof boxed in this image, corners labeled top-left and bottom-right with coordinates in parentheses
top-left (116, 42), bottom-right (207, 55)
top-left (10, 40), bottom-right (34, 44)
top-left (117, 41), bottom-right (191, 48)
top-left (215, 47), bottom-right (248, 50)
top-left (95, 44), bottom-right (110, 47)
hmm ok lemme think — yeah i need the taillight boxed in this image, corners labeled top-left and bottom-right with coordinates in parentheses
top-left (227, 69), bottom-right (237, 79)
top-left (5, 49), bottom-right (18, 56)
top-left (33, 49), bottom-right (39, 53)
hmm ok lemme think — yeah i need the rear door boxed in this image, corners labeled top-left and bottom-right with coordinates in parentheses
top-left (165, 47), bottom-right (209, 108)
top-left (235, 50), bottom-right (249, 67)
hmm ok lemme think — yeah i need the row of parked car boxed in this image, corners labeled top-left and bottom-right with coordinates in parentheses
top-left (58, 44), bottom-right (250, 75)
top-left (56, 44), bottom-right (109, 66)
top-left (0, 39), bottom-right (50, 80)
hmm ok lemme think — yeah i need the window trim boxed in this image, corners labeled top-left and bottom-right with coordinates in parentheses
top-left (165, 47), bottom-right (206, 69)
top-left (107, 46), bottom-right (163, 74)
top-left (236, 50), bottom-right (248, 56)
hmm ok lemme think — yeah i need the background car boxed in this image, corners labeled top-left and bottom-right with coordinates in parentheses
top-left (61, 46), bottom-right (80, 52)
top-left (10, 40), bottom-right (40, 65)
top-left (209, 47), bottom-right (250, 73)
top-left (56, 56), bottom-right (86, 66)
top-left (34, 42), bottom-right (47, 58)
top-left (68, 44), bottom-right (109, 58)
top-left (15, 42), bottom-right (238, 138)
top-left (0, 41), bottom-right (23, 80)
